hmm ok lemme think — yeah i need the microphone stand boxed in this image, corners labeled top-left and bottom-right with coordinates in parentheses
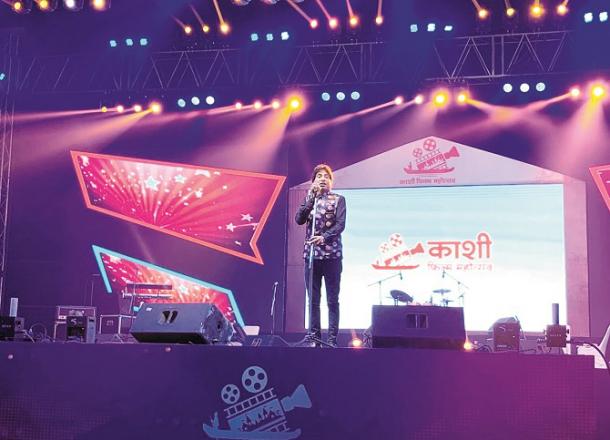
top-left (442, 269), bottom-right (469, 307)
top-left (270, 282), bottom-right (278, 336)
top-left (367, 271), bottom-right (403, 305)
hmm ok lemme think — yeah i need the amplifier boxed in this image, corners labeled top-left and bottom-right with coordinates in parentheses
top-left (0, 316), bottom-right (25, 341)
top-left (99, 314), bottom-right (135, 335)
top-left (66, 315), bottom-right (96, 343)
top-left (55, 305), bottom-right (96, 321)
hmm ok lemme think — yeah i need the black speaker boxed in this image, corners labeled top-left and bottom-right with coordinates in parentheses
top-left (130, 303), bottom-right (232, 344)
top-left (0, 316), bottom-right (24, 341)
top-left (371, 305), bottom-right (465, 349)
top-left (66, 315), bottom-right (96, 344)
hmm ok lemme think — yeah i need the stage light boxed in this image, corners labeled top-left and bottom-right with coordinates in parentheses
top-left (375, 15), bottom-right (383, 25)
top-left (456, 91), bottom-right (469, 104)
top-left (63, 0), bottom-right (83, 11)
top-left (329, 17), bottom-right (339, 29)
top-left (444, 25), bottom-right (453, 32)
top-left (38, 0), bottom-right (53, 12)
top-left (0, 73), bottom-right (6, 81)
top-left (133, 104), bottom-right (143, 113)
top-left (478, 9), bottom-right (489, 19)
top-left (265, 33), bottom-right (274, 41)
top-left (191, 96), bottom-right (201, 106)
top-left (410, 24), bottom-right (418, 32)
top-left (289, 96), bottom-right (302, 110)
top-left (584, 12), bottom-right (593, 23)
top-left (281, 31), bottom-right (290, 40)
top-left (601, 12), bottom-right (608, 22)
top-left (250, 33), bottom-right (259, 42)
top-left (351, 91), bottom-right (360, 101)
top-left (394, 96), bottom-right (404, 105)
top-left (149, 102), bottom-right (162, 114)
top-left (310, 19), bottom-right (319, 29)
top-left (101, 106), bottom-right (108, 113)
top-left (12, 1), bottom-right (23, 12)
top-left (220, 22), bottom-right (231, 34)
top-left (503, 83), bottom-right (513, 93)
top-left (535, 82), bottom-right (546, 92)
top-left (463, 340), bottom-right (474, 351)
top-left (91, 0), bottom-right (110, 11)
top-left (139, 38), bottom-right (148, 46)
top-left (125, 38), bottom-right (134, 46)
top-left (349, 15), bottom-right (359, 28)
top-left (177, 98), bottom-right (187, 108)
top-left (529, 3), bottom-right (545, 19)
top-left (506, 7), bottom-right (516, 17)
top-left (271, 99), bottom-right (281, 109)
top-left (349, 338), bottom-right (363, 348)
top-left (556, 3), bottom-right (568, 16)
top-left (336, 92), bottom-right (346, 101)
top-left (116, 105), bottom-right (125, 113)
top-left (109, 40), bottom-right (118, 48)
top-left (202, 24), bottom-right (210, 33)
top-left (520, 83), bottom-right (530, 92)
top-left (414, 94), bottom-right (424, 104)
top-left (569, 87), bottom-right (581, 99)
top-left (427, 23), bottom-right (436, 32)
top-left (591, 84), bottom-right (606, 99)
top-left (321, 92), bottom-right (331, 102)
top-left (253, 100), bottom-right (263, 110)
top-left (235, 101), bottom-right (243, 110)
top-left (184, 25), bottom-right (193, 35)
top-left (205, 96), bottom-right (215, 105)
top-left (433, 90), bottom-right (449, 107)
top-left (12, 1), bottom-right (32, 13)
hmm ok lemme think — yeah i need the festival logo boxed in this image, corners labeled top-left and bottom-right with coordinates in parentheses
top-left (404, 138), bottom-right (460, 175)
top-left (203, 365), bottom-right (312, 440)
top-left (372, 232), bottom-right (493, 272)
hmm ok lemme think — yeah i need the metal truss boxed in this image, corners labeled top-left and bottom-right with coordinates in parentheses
top-left (0, 31), bottom-right (18, 309)
top-left (427, 30), bottom-right (572, 84)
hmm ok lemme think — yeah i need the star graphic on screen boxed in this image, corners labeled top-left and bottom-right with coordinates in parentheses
top-left (144, 176), bottom-right (160, 191)
top-left (178, 284), bottom-right (188, 295)
top-left (226, 223), bottom-right (235, 232)
top-left (241, 214), bottom-right (253, 222)
top-left (195, 190), bottom-right (203, 198)
top-left (81, 156), bottom-right (90, 166)
top-left (174, 174), bottom-right (187, 184)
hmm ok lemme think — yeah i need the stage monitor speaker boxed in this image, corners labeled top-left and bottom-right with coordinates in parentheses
top-left (66, 315), bottom-right (96, 344)
top-left (371, 305), bottom-right (465, 350)
top-left (130, 303), bottom-right (232, 344)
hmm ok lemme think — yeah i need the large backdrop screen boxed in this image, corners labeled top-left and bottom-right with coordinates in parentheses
top-left (306, 184), bottom-right (566, 332)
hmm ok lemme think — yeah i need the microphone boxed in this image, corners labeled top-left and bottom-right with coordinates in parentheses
top-left (442, 270), bottom-right (445, 279)
top-left (399, 271), bottom-right (403, 281)
top-left (270, 282), bottom-right (279, 316)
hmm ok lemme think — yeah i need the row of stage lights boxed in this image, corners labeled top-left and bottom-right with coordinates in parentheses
top-left (250, 31), bottom-right (290, 42)
top-left (409, 23), bottom-right (454, 33)
top-left (584, 11), bottom-right (609, 23)
top-left (321, 91), bottom-right (361, 102)
top-left (10, 0), bottom-right (110, 13)
top-left (502, 82), bottom-right (547, 93)
top-left (109, 38), bottom-right (149, 48)
top-left (472, 0), bottom-right (571, 20)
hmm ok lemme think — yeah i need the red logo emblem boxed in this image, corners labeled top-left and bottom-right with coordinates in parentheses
top-left (404, 138), bottom-right (460, 175)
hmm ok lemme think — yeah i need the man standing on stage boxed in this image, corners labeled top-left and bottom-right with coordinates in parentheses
top-left (295, 164), bottom-right (346, 348)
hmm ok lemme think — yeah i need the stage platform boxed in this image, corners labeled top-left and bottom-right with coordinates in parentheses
top-left (0, 342), bottom-right (600, 440)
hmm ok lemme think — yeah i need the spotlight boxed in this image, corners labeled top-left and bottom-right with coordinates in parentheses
top-left (184, 25), bottom-right (193, 35)
top-left (349, 15), bottom-right (359, 28)
top-left (394, 96), bottom-right (404, 105)
top-left (281, 31), bottom-right (289, 40)
top-left (125, 38), bottom-right (134, 47)
top-left (116, 105), bottom-right (125, 113)
top-left (427, 23), bottom-right (436, 32)
top-left (601, 12), bottom-right (609, 22)
top-left (133, 104), bottom-right (143, 113)
top-left (414, 94), bottom-right (424, 105)
top-left (205, 96), bottom-right (215, 105)
top-left (12, 1), bottom-right (23, 12)
top-left (556, 3), bottom-right (568, 16)
top-left (444, 25), bottom-right (453, 32)
top-left (433, 90), bottom-right (449, 107)
top-left (530, 3), bottom-right (545, 19)
top-left (584, 12), bottom-right (593, 23)
top-left (349, 338), bottom-right (363, 348)
top-left (535, 82), bottom-right (546, 92)
top-left (321, 92), bottom-right (331, 102)
top-left (463, 340), bottom-right (474, 351)
top-left (591, 84), bottom-right (606, 99)
top-left (202, 24), bottom-right (210, 33)
top-left (503, 83), bottom-right (513, 93)
top-left (456, 91), bottom-right (469, 104)
top-left (271, 99), bottom-right (281, 109)
top-left (13, 0), bottom-right (32, 13)
top-left (569, 87), bottom-right (581, 99)
top-left (250, 33), bottom-right (259, 42)
top-left (90, 0), bottom-right (110, 11)
top-left (310, 19), bottom-right (319, 29)
top-left (329, 17), bottom-right (339, 29)
top-left (0, 73), bottom-right (6, 81)
top-left (101, 106), bottom-right (108, 113)
top-left (63, 0), bottom-right (83, 11)
top-left (375, 15), bottom-right (384, 25)
top-left (336, 92), bottom-right (346, 101)
top-left (265, 33), bottom-right (274, 41)
top-left (139, 38), bottom-right (148, 46)
top-left (109, 40), bottom-right (118, 48)
top-left (289, 96), bottom-right (302, 110)
top-left (177, 98), bottom-right (187, 108)
top-left (38, 0), bottom-right (57, 12)
top-left (253, 100), bottom-right (263, 110)
top-left (506, 7), bottom-right (516, 17)
top-left (235, 101), bottom-right (243, 110)
top-left (191, 96), bottom-right (201, 106)
top-left (220, 22), bottom-right (231, 34)
top-left (149, 102), bottom-right (162, 114)
top-left (351, 91), bottom-right (361, 101)
top-left (520, 83), bottom-right (530, 93)
top-left (409, 24), bottom-right (418, 33)
top-left (478, 9), bottom-right (489, 19)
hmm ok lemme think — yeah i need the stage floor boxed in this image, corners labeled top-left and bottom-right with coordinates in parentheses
top-left (0, 342), bottom-right (598, 440)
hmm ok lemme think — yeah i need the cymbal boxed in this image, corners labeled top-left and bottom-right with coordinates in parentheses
top-left (433, 288), bottom-right (451, 294)
top-left (390, 289), bottom-right (413, 304)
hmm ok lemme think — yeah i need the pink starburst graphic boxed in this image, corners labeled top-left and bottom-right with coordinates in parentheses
top-left (72, 151), bottom-right (285, 264)
top-left (93, 245), bottom-right (244, 326)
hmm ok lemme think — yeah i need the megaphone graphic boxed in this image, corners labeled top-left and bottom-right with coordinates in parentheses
top-left (280, 384), bottom-right (312, 413)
